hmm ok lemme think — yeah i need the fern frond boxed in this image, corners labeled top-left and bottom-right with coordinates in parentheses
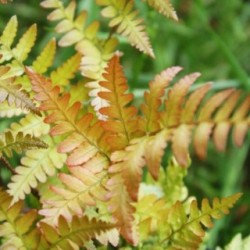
top-left (0, 16), bottom-right (57, 88)
top-left (10, 113), bottom-right (50, 137)
top-left (143, 0), bottom-right (178, 20)
top-left (0, 101), bottom-right (27, 118)
top-left (161, 157), bottom-right (188, 204)
top-left (107, 174), bottom-right (138, 245)
top-left (149, 68), bottom-right (250, 166)
top-left (136, 194), bottom-right (168, 241)
top-left (50, 53), bottom-right (81, 86)
top-left (7, 136), bottom-right (66, 204)
top-left (97, 0), bottom-right (154, 57)
top-left (161, 193), bottom-right (242, 249)
top-left (26, 68), bottom-right (109, 168)
top-left (0, 16), bottom-right (37, 77)
top-left (0, 15), bottom-right (17, 48)
top-left (0, 188), bottom-right (40, 250)
top-left (32, 38), bottom-right (56, 74)
top-left (0, 131), bottom-right (47, 158)
top-left (110, 137), bottom-right (147, 201)
top-left (38, 215), bottom-right (115, 250)
top-left (40, 162), bottom-right (108, 225)
top-left (99, 56), bottom-right (139, 149)
top-left (141, 66), bottom-right (182, 133)
top-left (41, 0), bottom-right (118, 113)
top-left (0, 72), bottom-right (39, 114)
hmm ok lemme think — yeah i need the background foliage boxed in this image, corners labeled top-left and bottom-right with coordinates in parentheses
top-left (0, 0), bottom-right (249, 249)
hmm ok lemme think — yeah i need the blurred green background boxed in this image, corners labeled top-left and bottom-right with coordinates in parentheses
top-left (0, 0), bottom-right (249, 248)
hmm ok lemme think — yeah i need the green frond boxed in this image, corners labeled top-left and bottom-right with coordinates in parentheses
top-left (161, 193), bottom-right (242, 249)
top-left (0, 75), bottom-right (39, 114)
top-left (143, 0), bottom-right (178, 20)
top-left (32, 39), bottom-right (56, 74)
top-left (50, 53), bottom-right (81, 86)
top-left (40, 1), bottom-right (118, 84)
top-left (38, 215), bottom-right (115, 250)
top-left (0, 15), bottom-right (17, 48)
top-left (0, 17), bottom-right (37, 77)
top-left (7, 136), bottom-right (66, 204)
top-left (10, 113), bottom-right (50, 137)
top-left (0, 101), bottom-right (27, 118)
top-left (136, 194), bottom-right (168, 241)
top-left (161, 157), bottom-right (188, 205)
top-left (0, 131), bottom-right (48, 158)
top-left (97, 0), bottom-right (154, 57)
top-left (0, 188), bottom-right (40, 250)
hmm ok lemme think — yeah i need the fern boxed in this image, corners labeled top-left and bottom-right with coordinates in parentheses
top-left (99, 55), bottom-right (139, 149)
top-left (0, 188), bottom-right (115, 250)
top-left (0, 101), bottom-right (27, 117)
top-left (26, 67), bottom-right (109, 164)
top-left (0, 131), bottom-right (47, 158)
top-left (38, 215), bottom-right (115, 250)
top-left (10, 113), bottom-right (50, 137)
top-left (0, 188), bottom-right (39, 249)
top-left (7, 136), bottom-right (66, 204)
top-left (39, 162), bottom-right (108, 225)
top-left (50, 53), bottom-right (81, 87)
top-left (160, 193), bottom-right (242, 249)
top-left (41, 0), bottom-right (118, 113)
top-left (0, 67), bottom-right (39, 114)
top-left (0, 2), bottom-right (248, 249)
top-left (26, 57), bottom-right (249, 246)
top-left (136, 194), bottom-right (168, 241)
top-left (32, 39), bottom-right (56, 74)
top-left (0, 16), bottom-right (37, 78)
top-left (97, 0), bottom-right (154, 57)
top-left (143, 0), bottom-right (178, 20)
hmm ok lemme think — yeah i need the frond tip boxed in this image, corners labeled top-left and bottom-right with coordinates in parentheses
top-left (97, 0), bottom-right (155, 57)
top-left (161, 193), bottom-right (242, 249)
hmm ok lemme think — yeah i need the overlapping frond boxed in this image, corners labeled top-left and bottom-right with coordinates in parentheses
top-left (10, 113), bottom-right (50, 137)
top-left (40, 162), bottom-right (108, 225)
top-left (140, 68), bottom-right (250, 167)
top-left (107, 174), bottom-right (138, 245)
top-left (143, 0), bottom-right (178, 20)
top-left (99, 56), bottom-right (139, 149)
top-left (141, 66), bottom-right (182, 133)
top-left (0, 131), bottom-right (47, 158)
top-left (26, 68), bottom-right (109, 166)
top-left (32, 39), bottom-right (56, 74)
top-left (161, 193), bottom-right (242, 249)
top-left (7, 137), bottom-right (66, 204)
top-left (50, 53), bottom-right (81, 86)
top-left (0, 188), bottom-right (40, 250)
top-left (41, 0), bottom-right (118, 113)
top-left (0, 16), bottom-right (37, 78)
top-left (161, 157), bottom-right (188, 204)
top-left (97, 0), bottom-right (154, 57)
top-left (0, 101), bottom-right (27, 117)
top-left (136, 194), bottom-right (168, 241)
top-left (1, 188), bottom-right (114, 250)
top-left (0, 67), bottom-right (39, 114)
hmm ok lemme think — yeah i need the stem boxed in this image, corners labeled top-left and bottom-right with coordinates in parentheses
top-left (0, 156), bottom-right (17, 175)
